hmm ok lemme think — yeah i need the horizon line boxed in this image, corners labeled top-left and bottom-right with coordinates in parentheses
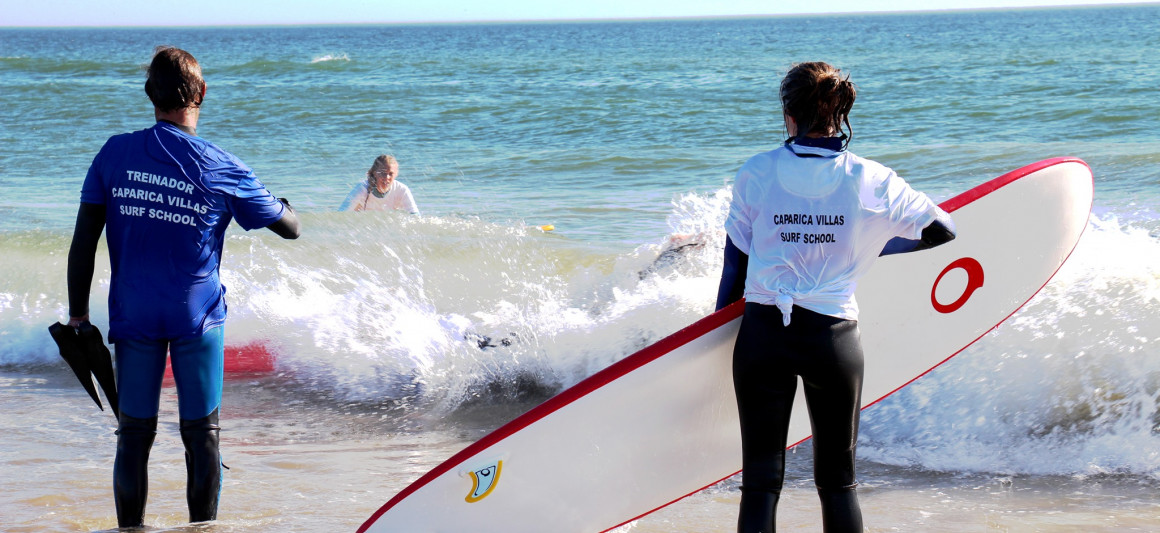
top-left (2, 2), bottom-right (1153, 30)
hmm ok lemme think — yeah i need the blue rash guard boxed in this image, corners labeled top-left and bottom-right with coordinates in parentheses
top-left (81, 121), bottom-right (285, 343)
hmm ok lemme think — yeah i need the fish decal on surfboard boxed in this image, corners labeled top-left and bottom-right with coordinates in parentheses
top-left (462, 458), bottom-right (504, 503)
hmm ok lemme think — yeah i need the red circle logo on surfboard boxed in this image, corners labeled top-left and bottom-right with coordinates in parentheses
top-left (931, 257), bottom-right (984, 314)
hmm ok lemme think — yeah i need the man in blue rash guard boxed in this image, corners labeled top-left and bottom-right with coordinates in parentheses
top-left (65, 46), bottom-right (300, 528)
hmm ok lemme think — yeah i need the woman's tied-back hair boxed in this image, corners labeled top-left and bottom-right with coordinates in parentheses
top-left (779, 62), bottom-right (856, 149)
top-left (367, 154), bottom-right (398, 180)
top-left (145, 46), bottom-right (205, 113)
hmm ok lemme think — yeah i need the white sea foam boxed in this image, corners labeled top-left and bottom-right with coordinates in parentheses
top-left (4, 195), bottom-right (1157, 478)
top-left (310, 53), bottom-right (350, 63)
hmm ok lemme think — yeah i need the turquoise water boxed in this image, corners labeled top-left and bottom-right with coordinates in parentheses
top-left (3, 7), bottom-right (1159, 239)
top-left (2, 6), bottom-right (1159, 531)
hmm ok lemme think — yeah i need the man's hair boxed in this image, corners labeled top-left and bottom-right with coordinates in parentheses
top-left (145, 46), bottom-right (205, 112)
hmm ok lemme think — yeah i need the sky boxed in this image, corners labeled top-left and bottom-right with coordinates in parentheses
top-left (1, 0), bottom-right (1155, 27)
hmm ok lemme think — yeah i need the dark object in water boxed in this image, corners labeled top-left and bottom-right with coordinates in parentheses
top-left (48, 322), bottom-right (119, 419)
top-left (468, 332), bottom-right (518, 350)
top-left (637, 233), bottom-right (705, 280)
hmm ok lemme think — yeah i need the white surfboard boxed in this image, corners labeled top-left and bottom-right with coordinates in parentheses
top-left (358, 157), bottom-right (1093, 533)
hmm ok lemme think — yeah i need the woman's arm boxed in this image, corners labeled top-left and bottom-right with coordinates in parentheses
top-left (338, 182), bottom-right (367, 212)
top-left (880, 208), bottom-right (957, 256)
top-left (715, 235), bottom-right (749, 311)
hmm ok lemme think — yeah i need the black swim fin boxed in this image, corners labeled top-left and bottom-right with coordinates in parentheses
top-left (79, 323), bottom-right (119, 419)
top-left (48, 322), bottom-right (119, 419)
top-left (48, 322), bottom-right (102, 411)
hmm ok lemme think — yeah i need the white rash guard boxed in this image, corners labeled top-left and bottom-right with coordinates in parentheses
top-left (725, 141), bottom-right (946, 324)
top-left (341, 181), bottom-right (420, 214)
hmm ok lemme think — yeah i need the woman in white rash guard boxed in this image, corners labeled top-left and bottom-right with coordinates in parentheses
top-left (340, 154), bottom-right (420, 214)
top-left (716, 62), bottom-right (957, 533)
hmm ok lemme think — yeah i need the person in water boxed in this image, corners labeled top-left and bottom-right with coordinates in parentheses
top-left (66, 46), bottom-right (300, 528)
top-left (340, 154), bottom-right (420, 214)
top-left (716, 62), bottom-right (956, 533)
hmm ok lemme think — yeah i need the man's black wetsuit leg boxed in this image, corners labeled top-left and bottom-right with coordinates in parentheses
top-left (180, 408), bottom-right (222, 523)
top-left (114, 413), bottom-right (157, 528)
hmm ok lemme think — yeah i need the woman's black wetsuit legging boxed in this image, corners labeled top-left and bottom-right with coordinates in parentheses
top-left (734, 302), bottom-right (864, 533)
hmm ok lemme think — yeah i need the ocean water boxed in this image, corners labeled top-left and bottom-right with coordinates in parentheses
top-left (2, 5), bottom-right (1159, 532)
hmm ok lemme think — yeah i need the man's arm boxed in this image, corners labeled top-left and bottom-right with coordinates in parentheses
top-left (67, 202), bottom-right (107, 326)
top-left (266, 197), bottom-right (301, 239)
